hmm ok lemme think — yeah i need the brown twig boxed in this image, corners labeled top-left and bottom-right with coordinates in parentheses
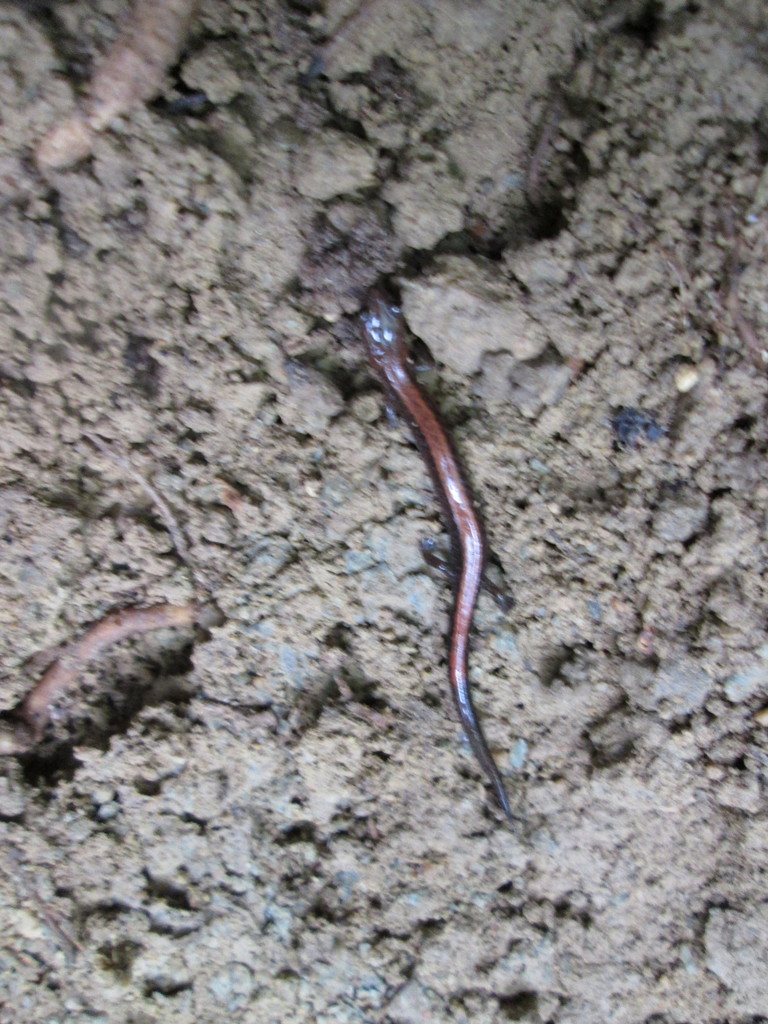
top-left (0, 602), bottom-right (199, 754)
top-left (36, 0), bottom-right (200, 170)
top-left (0, 432), bottom-right (226, 753)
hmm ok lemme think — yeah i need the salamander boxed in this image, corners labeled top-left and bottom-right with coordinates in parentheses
top-left (359, 288), bottom-right (513, 821)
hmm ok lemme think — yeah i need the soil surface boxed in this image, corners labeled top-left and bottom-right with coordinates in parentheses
top-left (1, 1), bottom-right (768, 1021)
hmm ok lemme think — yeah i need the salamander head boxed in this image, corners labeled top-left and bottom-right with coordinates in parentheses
top-left (359, 288), bottom-right (409, 374)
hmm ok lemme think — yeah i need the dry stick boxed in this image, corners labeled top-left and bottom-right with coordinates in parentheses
top-left (85, 434), bottom-right (193, 575)
top-left (526, 91), bottom-right (564, 202)
top-left (36, 0), bottom-right (200, 170)
top-left (0, 603), bottom-right (198, 755)
top-left (724, 283), bottom-right (766, 366)
top-left (308, 0), bottom-right (404, 76)
top-left (84, 433), bottom-right (215, 599)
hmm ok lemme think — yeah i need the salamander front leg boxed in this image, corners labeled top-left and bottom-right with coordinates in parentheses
top-left (419, 538), bottom-right (514, 612)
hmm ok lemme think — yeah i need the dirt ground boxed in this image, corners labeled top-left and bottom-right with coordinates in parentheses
top-left (1, 0), bottom-right (768, 1021)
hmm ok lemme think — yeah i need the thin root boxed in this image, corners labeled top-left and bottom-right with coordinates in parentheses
top-left (83, 433), bottom-right (210, 595)
top-left (36, 0), bottom-right (200, 170)
top-left (720, 207), bottom-right (768, 368)
top-left (0, 602), bottom-right (200, 754)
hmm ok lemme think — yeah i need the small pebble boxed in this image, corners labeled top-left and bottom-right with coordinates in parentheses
top-left (96, 801), bottom-right (121, 821)
top-left (675, 365), bottom-right (699, 393)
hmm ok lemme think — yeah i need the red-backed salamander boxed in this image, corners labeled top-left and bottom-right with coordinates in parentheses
top-left (359, 288), bottom-right (513, 822)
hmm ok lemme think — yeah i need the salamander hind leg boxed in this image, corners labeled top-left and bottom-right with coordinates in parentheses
top-left (420, 538), bottom-right (514, 612)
